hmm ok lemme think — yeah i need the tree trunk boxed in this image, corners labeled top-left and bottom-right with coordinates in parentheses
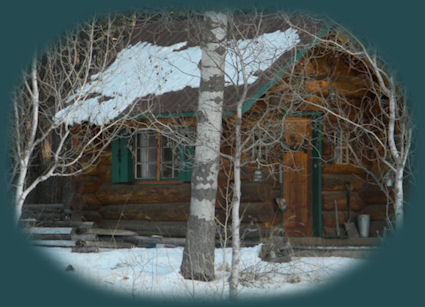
top-left (14, 58), bottom-right (39, 223)
top-left (230, 106), bottom-right (242, 298)
top-left (180, 12), bottom-right (227, 281)
top-left (393, 167), bottom-right (404, 229)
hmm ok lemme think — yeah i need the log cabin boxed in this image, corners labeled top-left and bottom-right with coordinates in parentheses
top-left (38, 15), bottom-right (394, 240)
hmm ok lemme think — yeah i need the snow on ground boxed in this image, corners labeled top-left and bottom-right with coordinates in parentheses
top-left (54, 28), bottom-right (300, 125)
top-left (35, 244), bottom-right (365, 301)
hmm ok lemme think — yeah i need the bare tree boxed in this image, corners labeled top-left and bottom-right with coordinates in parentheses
top-left (10, 15), bottom-right (137, 222)
top-left (211, 11), bottom-right (411, 295)
top-left (216, 12), bottom-right (306, 297)
top-left (280, 17), bottom-right (412, 229)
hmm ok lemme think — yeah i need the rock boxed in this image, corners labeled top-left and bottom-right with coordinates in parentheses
top-left (259, 228), bottom-right (292, 263)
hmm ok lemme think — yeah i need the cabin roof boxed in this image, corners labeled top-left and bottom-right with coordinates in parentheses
top-left (54, 15), bottom-right (327, 126)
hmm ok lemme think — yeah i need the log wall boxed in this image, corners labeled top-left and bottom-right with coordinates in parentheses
top-left (69, 45), bottom-right (392, 238)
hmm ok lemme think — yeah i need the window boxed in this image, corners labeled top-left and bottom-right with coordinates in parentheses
top-left (112, 128), bottom-right (195, 183)
top-left (134, 131), bottom-right (179, 180)
top-left (251, 130), bottom-right (273, 162)
top-left (333, 130), bottom-right (349, 164)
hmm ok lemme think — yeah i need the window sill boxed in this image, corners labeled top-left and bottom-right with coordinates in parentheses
top-left (133, 180), bottom-right (186, 184)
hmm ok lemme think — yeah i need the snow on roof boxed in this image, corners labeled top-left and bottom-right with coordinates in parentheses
top-left (54, 28), bottom-right (300, 126)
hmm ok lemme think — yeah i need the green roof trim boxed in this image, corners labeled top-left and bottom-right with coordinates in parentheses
top-left (241, 25), bottom-right (330, 115)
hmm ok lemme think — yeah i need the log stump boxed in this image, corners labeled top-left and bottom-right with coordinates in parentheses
top-left (259, 228), bottom-right (292, 263)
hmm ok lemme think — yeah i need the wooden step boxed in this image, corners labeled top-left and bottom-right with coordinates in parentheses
top-left (31, 240), bottom-right (75, 247)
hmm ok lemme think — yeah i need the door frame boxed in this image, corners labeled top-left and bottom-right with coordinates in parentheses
top-left (280, 111), bottom-right (322, 237)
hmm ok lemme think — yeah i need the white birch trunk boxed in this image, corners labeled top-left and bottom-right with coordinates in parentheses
top-left (387, 88), bottom-right (407, 229)
top-left (393, 167), bottom-right (404, 229)
top-left (229, 102), bottom-right (242, 298)
top-left (180, 12), bottom-right (227, 281)
top-left (14, 58), bottom-right (39, 222)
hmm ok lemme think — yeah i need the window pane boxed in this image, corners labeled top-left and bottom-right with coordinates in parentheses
top-left (139, 133), bottom-right (147, 147)
top-left (148, 148), bottom-right (157, 161)
top-left (162, 147), bottom-right (173, 162)
top-left (136, 164), bottom-right (142, 179)
top-left (148, 133), bottom-right (157, 147)
top-left (161, 162), bottom-right (172, 178)
top-left (161, 136), bottom-right (168, 148)
top-left (140, 163), bottom-right (157, 179)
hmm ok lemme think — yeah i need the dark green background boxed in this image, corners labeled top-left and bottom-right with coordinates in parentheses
top-left (1, 1), bottom-right (423, 306)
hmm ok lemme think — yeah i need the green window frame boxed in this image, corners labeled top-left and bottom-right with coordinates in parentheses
top-left (112, 129), bottom-right (194, 183)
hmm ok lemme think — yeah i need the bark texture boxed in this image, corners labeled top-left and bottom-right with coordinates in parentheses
top-left (180, 12), bottom-right (227, 281)
top-left (180, 215), bottom-right (216, 281)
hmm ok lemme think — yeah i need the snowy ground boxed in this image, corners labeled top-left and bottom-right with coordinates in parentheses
top-left (35, 245), bottom-right (365, 301)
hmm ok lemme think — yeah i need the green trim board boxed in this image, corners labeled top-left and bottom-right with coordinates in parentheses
top-left (178, 142), bottom-right (194, 182)
top-left (241, 25), bottom-right (330, 115)
top-left (112, 137), bottom-right (133, 183)
top-left (280, 111), bottom-right (323, 237)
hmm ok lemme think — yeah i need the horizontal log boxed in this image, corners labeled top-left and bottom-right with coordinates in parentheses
top-left (119, 236), bottom-right (186, 247)
top-left (322, 174), bottom-right (366, 192)
top-left (304, 79), bottom-right (370, 98)
top-left (239, 202), bottom-right (266, 222)
top-left (322, 164), bottom-right (365, 175)
top-left (241, 183), bottom-right (274, 202)
top-left (358, 187), bottom-right (388, 204)
top-left (71, 221), bottom-right (95, 228)
top-left (19, 220), bottom-right (72, 228)
top-left (85, 228), bottom-right (138, 236)
top-left (72, 247), bottom-right (100, 253)
top-left (74, 176), bottom-right (102, 194)
top-left (31, 240), bottom-right (75, 247)
top-left (23, 203), bottom-right (64, 211)
top-left (79, 193), bottom-right (102, 209)
top-left (322, 226), bottom-right (343, 237)
top-left (83, 163), bottom-right (105, 177)
top-left (98, 168), bottom-right (112, 182)
top-left (21, 212), bottom-right (63, 221)
top-left (322, 211), bottom-right (349, 228)
top-left (99, 219), bottom-right (275, 240)
top-left (75, 240), bottom-right (135, 249)
top-left (216, 202), bottom-right (280, 224)
top-left (71, 233), bottom-right (98, 241)
top-left (99, 203), bottom-right (190, 221)
top-left (71, 210), bottom-right (103, 223)
top-left (118, 236), bottom-right (267, 248)
top-left (95, 183), bottom-right (191, 205)
top-left (29, 233), bottom-right (72, 241)
top-left (99, 220), bottom-right (188, 237)
top-left (360, 204), bottom-right (391, 221)
top-left (24, 227), bottom-right (72, 235)
top-left (322, 191), bottom-right (365, 211)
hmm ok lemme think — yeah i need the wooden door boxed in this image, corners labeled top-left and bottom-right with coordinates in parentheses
top-left (283, 117), bottom-right (313, 236)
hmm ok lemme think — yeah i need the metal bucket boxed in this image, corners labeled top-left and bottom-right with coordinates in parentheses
top-left (357, 214), bottom-right (370, 238)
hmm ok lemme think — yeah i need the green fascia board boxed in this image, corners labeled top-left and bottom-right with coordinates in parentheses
top-left (241, 25), bottom-right (331, 115)
top-left (112, 137), bottom-right (133, 183)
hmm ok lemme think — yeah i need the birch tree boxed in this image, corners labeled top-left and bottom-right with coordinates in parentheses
top-left (180, 11), bottom-right (228, 281)
top-left (213, 12), bottom-right (306, 296)
top-left (10, 15), bottom-right (136, 222)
